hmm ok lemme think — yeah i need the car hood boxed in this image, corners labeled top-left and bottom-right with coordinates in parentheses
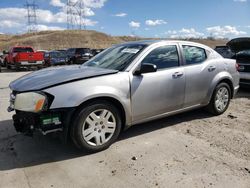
top-left (227, 37), bottom-right (250, 53)
top-left (10, 65), bottom-right (118, 92)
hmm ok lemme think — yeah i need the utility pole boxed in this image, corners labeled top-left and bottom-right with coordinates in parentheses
top-left (67, 0), bottom-right (86, 30)
top-left (25, 0), bottom-right (38, 33)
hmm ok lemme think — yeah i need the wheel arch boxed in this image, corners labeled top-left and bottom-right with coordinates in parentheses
top-left (204, 72), bottom-right (234, 105)
top-left (217, 78), bottom-right (234, 99)
top-left (74, 96), bottom-right (127, 131)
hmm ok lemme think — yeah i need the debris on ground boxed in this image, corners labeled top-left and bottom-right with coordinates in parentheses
top-left (131, 156), bottom-right (137, 161)
top-left (227, 114), bottom-right (238, 119)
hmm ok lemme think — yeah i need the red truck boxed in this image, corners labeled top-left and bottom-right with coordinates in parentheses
top-left (4, 46), bottom-right (44, 70)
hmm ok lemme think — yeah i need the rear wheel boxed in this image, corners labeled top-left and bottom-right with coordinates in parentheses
top-left (71, 101), bottom-right (122, 152)
top-left (206, 82), bottom-right (231, 115)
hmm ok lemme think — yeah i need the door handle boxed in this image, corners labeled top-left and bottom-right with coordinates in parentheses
top-left (172, 72), bottom-right (184, 78)
top-left (208, 66), bottom-right (216, 72)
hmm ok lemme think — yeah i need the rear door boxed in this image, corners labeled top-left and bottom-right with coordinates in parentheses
top-left (131, 44), bottom-right (186, 123)
top-left (181, 45), bottom-right (218, 107)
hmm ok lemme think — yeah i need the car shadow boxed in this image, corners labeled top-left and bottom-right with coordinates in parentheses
top-left (0, 109), bottom-right (212, 171)
top-left (0, 88), bottom-right (248, 171)
top-left (0, 67), bottom-right (34, 73)
top-left (235, 87), bottom-right (250, 99)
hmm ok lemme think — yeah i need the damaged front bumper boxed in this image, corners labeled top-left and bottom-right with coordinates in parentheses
top-left (12, 108), bottom-right (75, 139)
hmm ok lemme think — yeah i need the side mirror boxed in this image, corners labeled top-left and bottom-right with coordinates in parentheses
top-left (134, 63), bottom-right (157, 75)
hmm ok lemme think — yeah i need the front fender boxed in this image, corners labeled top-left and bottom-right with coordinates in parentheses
top-left (44, 73), bottom-right (132, 125)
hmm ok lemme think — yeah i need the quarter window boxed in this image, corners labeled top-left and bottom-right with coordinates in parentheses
top-left (141, 45), bottom-right (179, 70)
top-left (182, 45), bottom-right (207, 65)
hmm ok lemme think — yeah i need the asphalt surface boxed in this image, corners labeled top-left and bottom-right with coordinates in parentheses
top-left (0, 68), bottom-right (250, 188)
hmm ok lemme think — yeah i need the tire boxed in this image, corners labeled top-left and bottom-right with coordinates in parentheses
top-left (15, 65), bottom-right (20, 71)
top-left (7, 64), bottom-right (11, 69)
top-left (3, 59), bottom-right (7, 67)
top-left (71, 100), bottom-right (122, 152)
top-left (206, 82), bottom-right (231, 115)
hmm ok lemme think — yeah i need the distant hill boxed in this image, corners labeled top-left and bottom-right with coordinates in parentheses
top-left (0, 30), bottom-right (228, 51)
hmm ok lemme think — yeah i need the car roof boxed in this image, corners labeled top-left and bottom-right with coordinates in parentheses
top-left (120, 40), bottom-right (212, 50)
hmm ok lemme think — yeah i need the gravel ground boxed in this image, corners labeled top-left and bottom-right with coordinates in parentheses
top-left (0, 69), bottom-right (249, 188)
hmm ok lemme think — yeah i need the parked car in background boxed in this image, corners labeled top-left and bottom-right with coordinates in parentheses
top-left (227, 37), bottom-right (250, 86)
top-left (92, 49), bottom-right (105, 56)
top-left (44, 50), bottom-right (68, 66)
top-left (67, 48), bottom-right (93, 64)
top-left (0, 52), bottom-right (3, 66)
top-left (214, 46), bottom-right (234, 58)
top-left (56, 49), bottom-right (67, 53)
top-left (8, 40), bottom-right (239, 152)
top-left (37, 50), bottom-right (48, 58)
top-left (4, 46), bottom-right (44, 70)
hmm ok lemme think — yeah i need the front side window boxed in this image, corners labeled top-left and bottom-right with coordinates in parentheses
top-left (141, 45), bottom-right (179, 70)
top-left (182, 45), bottom-right (207, 65)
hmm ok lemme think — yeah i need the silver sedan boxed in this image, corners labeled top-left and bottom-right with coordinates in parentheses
top-left (8, 40), bottom-right (240, 152)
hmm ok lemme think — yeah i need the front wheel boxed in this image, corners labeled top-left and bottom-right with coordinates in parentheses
top-left (71, 101), bottom-right (122, 152)
top-left (206, 82), bottom-right (231, 115)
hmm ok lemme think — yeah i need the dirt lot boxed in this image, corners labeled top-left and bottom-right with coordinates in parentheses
top-left (0, 69), bottom-right (250, 188)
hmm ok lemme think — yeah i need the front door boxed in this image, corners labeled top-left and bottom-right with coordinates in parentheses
top-left (131, 45), bottom-right (186, 123)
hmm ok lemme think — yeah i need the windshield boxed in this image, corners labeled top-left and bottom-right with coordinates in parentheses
top-left (76, 48), bottom-right (91, 54)
top-left (50, 51), bottom-right (67, 58)
top-left (84, 44), bottom-right (147, 71)
top-left (13, 47), bottom-right (33, 53)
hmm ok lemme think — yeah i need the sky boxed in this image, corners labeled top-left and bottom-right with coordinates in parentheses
top-left (0, 0), bottom-right (249, 39)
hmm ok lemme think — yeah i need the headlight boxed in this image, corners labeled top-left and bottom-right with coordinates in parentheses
top-left (14, 92), bottom-right (47, 113)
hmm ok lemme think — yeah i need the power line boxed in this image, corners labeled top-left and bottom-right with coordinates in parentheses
top-left (67, 0), bottom-right (86, 30)
top-left (25, 0), bottom-right (38, 33)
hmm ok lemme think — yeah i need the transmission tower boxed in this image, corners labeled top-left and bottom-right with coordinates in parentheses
top-left (67, 0), bottom-right (86, 30)
top-left (25, 0), bottom-right (38, 33)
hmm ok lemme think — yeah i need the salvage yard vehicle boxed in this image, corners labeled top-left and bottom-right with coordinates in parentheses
top-left (44, 50), bottom-right (68, 67)
top-left (92, 49), bottom-right (105, 56)
top-left (0, 52), bottom-right (3, 66)
top-left (227, 37), bottom-right (250, 86)
top-left (4, 46), bottom-right (44, 70)
top-left (8, 40), bottom-right (239, 152)
top-left (0, 52), bottom-right (3, 72)
top-left (67, 48), bottom-right (93, 64)
top-left (214, 46), bottom-right (234, 59)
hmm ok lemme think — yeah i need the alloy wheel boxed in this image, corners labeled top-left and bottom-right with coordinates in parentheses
top-left (82, 109), bottom-right (116, 146)
top-left (215, 87), bottom-right (229, 112)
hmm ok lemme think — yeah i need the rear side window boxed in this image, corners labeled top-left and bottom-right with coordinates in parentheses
top-left (141, 45), bottom-right (179, 70)
top-left (13, 48), bottom-right (33, 53)
top-left (182, 45), bottom-right (207, 65)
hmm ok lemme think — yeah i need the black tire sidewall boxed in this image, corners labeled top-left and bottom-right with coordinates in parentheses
top-left (211, 83), bottom-right (231, 115)
top-left (72, 101), bottom-right (122, 152)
